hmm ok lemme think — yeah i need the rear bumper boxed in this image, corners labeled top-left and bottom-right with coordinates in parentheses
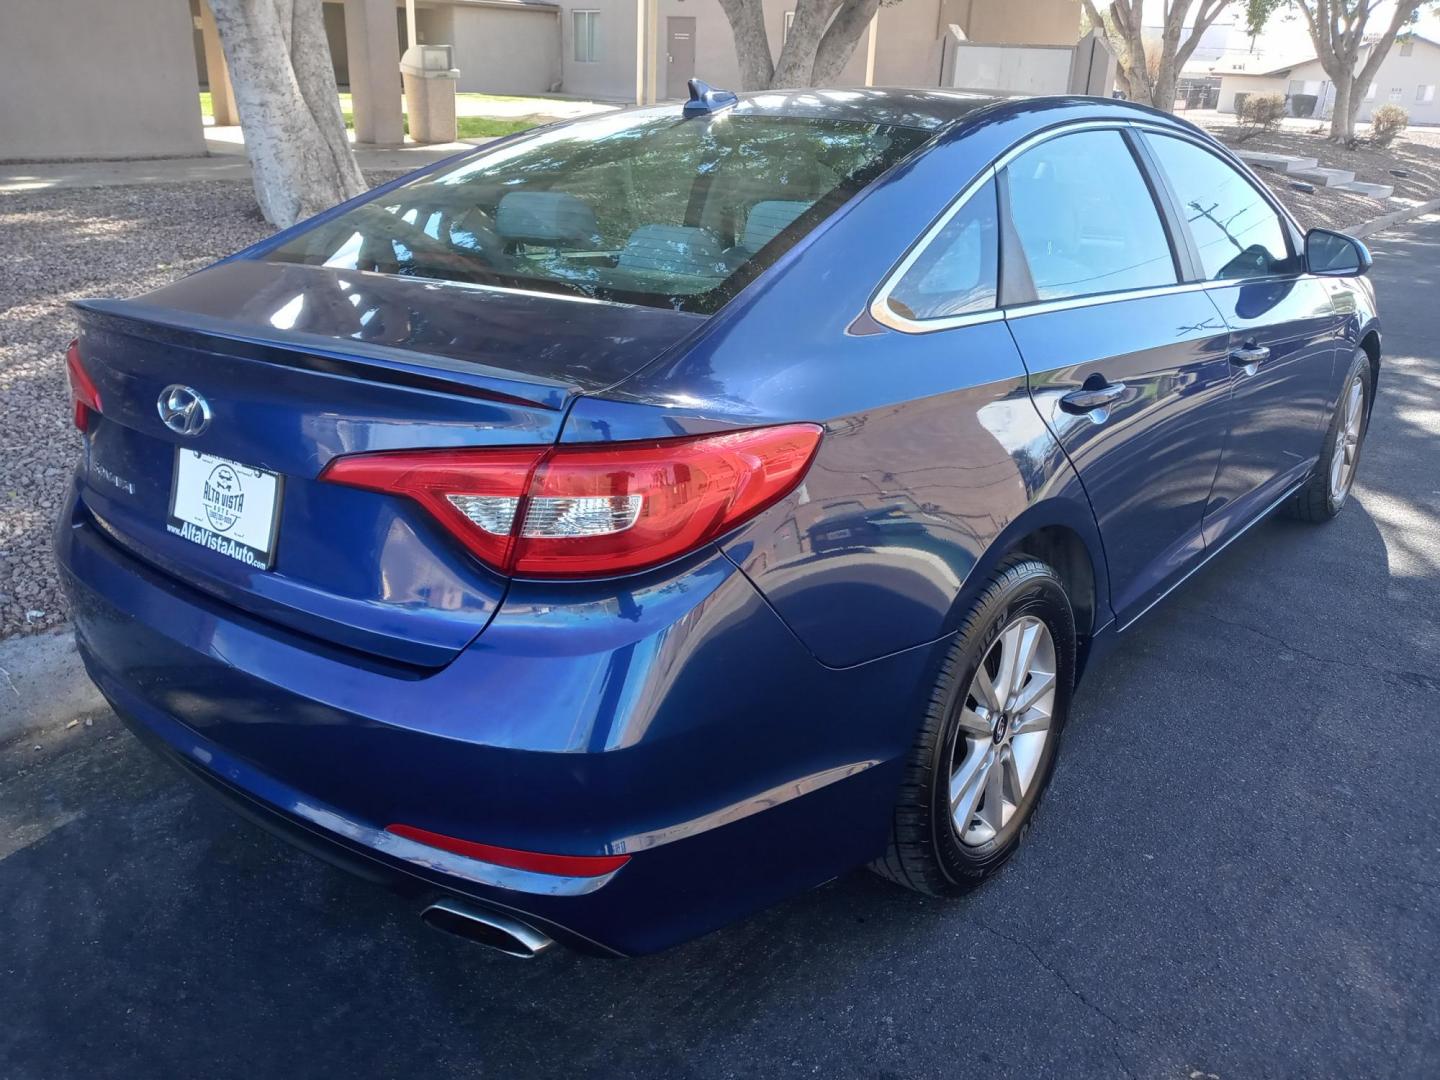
top-left (57, 484), bottom-right (934, 954)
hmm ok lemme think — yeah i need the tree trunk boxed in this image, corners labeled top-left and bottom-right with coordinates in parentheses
top-left (1150, 67), bottom-right (1178, 112)
top-left (718, 0), bottom-right (879, 90)
top-left (717, 0), bottom-right (774, 90)
top-left (209, 0), bottom-right (366, 227)
top-left (1328, 72), bottom-right (1354, 144)
top-left (772, 0), bottom-right (838, 88)
top-left (1082, 0), bottom-right (1228, 113)
top-left (811, 0), bottom-right (880, 87)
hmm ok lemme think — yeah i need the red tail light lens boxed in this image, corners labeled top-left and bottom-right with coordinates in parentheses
top-left (321, 424), bottom-right (822, 578)
top-left (66, 339), bottom-right (102, 432)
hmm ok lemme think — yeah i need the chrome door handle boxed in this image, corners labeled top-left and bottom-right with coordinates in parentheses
top-left (1059, 382), bottom-right (1127, 416)
top-left (1229, 344), bottom-right (1271, 367)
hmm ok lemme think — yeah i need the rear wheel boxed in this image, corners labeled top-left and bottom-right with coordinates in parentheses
top-left (1288, 348), bottom-right (1372, 522)
top-left (871, 558), bottom-right (1076, 896)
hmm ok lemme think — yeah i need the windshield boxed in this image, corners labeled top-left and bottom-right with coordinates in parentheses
top-left (264, 112), bottom-right (930, 313)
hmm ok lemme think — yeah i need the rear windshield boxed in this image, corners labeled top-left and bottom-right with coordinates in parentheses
top-left (264, 112), bottom-right (929, 313)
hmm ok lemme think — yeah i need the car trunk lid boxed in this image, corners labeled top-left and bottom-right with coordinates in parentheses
top-left (70, 259), bottom-right (704, 668)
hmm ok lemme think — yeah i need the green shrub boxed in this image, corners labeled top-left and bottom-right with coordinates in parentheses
top-left (1234, 92), bottom-right (1287, 140)
top-left (1369, 103), bottom-right (1409, 147)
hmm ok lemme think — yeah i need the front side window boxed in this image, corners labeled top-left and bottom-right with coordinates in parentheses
top-left (573, 10), bottom-right (598, 63)
top-left (1144, 133), bottom-right (1292, 280)
top-left (265, 113), bottom-right (928, 313)
top-left (885, 175), bottom-right (998, 321)
top-left (1419, 84), bottom-right (1436, 103)
top-left (1002, 129), bottom-right (1177, 302)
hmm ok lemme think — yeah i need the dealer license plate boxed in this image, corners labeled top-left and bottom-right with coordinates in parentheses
top-left (166, 449), bottom-right (282, 569)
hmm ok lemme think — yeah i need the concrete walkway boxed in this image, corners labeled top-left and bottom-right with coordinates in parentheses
top-left (0, 129), bottom-right (492, 194)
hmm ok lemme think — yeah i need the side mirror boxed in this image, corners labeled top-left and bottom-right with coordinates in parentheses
top-left (1305, 228), bottom-right (1372, 277)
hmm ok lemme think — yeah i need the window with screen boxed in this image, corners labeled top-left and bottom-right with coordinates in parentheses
top-left (573, 11), bottom-right (598, 63)
top-left (1002, 129), bottom-right (1177, 302)
top-left (1144, 133), bottom-right (1293, 280)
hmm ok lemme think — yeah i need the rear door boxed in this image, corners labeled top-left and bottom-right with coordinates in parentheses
top-left (1139, 131), bottom-right (1343, 545)
top-left (1001, 127), bottom-right (1234, 626)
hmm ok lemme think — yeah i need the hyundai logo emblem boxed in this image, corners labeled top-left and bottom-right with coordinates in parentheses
top-left (157, 385), bottom-right (212, 437)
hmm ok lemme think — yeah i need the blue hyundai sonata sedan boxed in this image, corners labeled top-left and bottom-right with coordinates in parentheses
top-left (57, 87), bottom-right (1379, 957)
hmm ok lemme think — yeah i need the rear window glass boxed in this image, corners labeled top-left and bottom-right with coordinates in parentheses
top-left (264, 113), bottom-right (929, 314)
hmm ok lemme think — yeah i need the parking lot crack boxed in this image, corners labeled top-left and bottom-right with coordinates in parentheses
top-left (1196, 610), bottom-right (1440, 693)
top-left (975, 919), bottom-right (1140, 1080)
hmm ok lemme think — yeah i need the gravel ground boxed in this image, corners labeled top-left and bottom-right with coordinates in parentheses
top-left (0, 177), bottom-right (401, 640)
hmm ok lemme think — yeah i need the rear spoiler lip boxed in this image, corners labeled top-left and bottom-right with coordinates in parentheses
top-left (71, 296), bottom-right (572, 412)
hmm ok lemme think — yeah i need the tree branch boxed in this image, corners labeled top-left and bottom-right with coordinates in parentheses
top-left (811, 0), bottom-right (881, 85)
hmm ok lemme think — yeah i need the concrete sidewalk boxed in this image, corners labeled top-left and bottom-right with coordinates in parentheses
top-left (0, 629), bottom-right (105, 747)
top-left (0, 129), bottom-right (492, 194)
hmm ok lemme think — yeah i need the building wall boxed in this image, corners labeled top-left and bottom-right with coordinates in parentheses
top-left (0, 0), bottom-right (204, 161)
top-left (548, 0), bottom-right (1081, 102)
top-left (325, 1), bottom-right (352, 87)
top-left (1216, 72), bottom-right (1288, 113)
top-left (557, 0), bottom-right (640, 99)
top-left (1354, 40), bottom-right (1440, 125)
top-left (874, 0), bottom-right (946, 86)
top-left (1219, 42), bottom-right (1440, 126)
top-left (955, 0), bottom-right (1081, 46)
top-left (450, 6), bottom-right (561, 93)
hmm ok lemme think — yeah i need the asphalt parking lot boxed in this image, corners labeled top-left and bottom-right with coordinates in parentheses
top-left (3, 216), bottom-right (1439, 1080)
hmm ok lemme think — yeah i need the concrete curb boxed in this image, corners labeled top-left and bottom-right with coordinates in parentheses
top-left (0, 628), bottom-right (106, 747)
top-left (1351, 197), bottom-right (1440, 239)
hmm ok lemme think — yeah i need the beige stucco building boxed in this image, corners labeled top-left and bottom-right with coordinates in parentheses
top-left (0, 0), bottom-right (1089, 162)
top-left (1212, 33), bottom-right (1440, 125)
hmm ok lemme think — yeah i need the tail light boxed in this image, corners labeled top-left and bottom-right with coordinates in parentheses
top-left (66, 339), bottom-right (102, 432)
top-left (321, 424), bottom-right (822, 578)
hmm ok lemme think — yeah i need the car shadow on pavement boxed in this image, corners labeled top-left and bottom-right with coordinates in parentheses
top-left (6, 493), bottom-right (1436, 1080)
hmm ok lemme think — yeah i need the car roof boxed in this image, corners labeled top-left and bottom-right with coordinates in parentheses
top-left (713, 87), bottom-right (1190, 136)
top-left (726, 87), bottom-right (1007, 131)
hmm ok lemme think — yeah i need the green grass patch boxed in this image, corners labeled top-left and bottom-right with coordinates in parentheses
top-left (203, 90), bottom-right (537, 139)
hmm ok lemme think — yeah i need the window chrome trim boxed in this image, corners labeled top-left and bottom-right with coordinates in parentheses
top-left (1003, 278), bottom-right (1217, 319)
top-left (868, 116), bottom-right (1313, 336)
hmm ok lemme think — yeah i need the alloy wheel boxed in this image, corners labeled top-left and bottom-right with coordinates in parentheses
top-left (1329, 374), bottom-right (1365, 503)
top-left (950, 615), bottom-right (1057, 847)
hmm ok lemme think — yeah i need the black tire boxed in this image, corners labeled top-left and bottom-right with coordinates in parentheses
top-left (871, 557), bottom-right (1076, 897)
top-left (1287, 347), bottom-right (1373, 523)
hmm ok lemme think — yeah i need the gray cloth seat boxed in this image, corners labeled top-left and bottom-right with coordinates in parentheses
top-left (741, 200), bottom-right (809, 252)
top-left (495, 191), bottom-right (602, 248)
top-left (617, 225), bottom-right (728, 277)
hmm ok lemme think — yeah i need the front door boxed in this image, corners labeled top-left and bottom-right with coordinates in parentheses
top-left (1138, 131), bottom-right (1343, 545)
top-left (666, 17), bottom-right (696, 100)
top-left (1001, 128), bottom-right (1235, 627)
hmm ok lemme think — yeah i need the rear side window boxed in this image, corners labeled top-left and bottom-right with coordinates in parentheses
top-left (885, 175), bottom-right (998, 321)
top-left (264, 113), bottom-right (928, 314)
top-left (1144, 133), bottom-right (1293, 280)
top-left (1003, 129), bottom-right (1177, 302)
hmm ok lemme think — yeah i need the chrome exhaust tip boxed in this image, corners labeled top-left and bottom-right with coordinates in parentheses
top-left (420, 898), bottom-right (554, 959)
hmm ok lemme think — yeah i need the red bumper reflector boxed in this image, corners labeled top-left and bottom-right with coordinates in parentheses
top-left (385, 824), bottom-right (629, 877)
